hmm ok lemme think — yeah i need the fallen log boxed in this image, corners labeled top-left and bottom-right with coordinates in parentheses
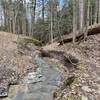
top-left (40, 49), bottom-right (64, 58)
top-left (58, 24), bottom-right (100, 45)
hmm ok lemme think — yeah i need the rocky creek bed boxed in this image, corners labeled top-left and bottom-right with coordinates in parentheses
top-left (2, 55), bottom-right (63, 100)
top-left (1, 32), bottom-right (100, 100)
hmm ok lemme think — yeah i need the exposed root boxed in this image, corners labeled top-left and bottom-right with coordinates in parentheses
top-left (40, 49), bottom-right (79, 71)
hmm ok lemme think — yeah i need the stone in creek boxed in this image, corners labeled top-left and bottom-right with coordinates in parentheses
top-left (26, 72), bottom-right (46, 84)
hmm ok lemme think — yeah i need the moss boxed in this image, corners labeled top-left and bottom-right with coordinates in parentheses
top-left (66, 96), bottom-right (81, 100)
top-left (72, 76), bottom-right (79, 85)
top-left (18, 37), bottom-right (42, 48)
top-left (23, 37), bottom-right (42, 46)
top-left (52, 63), bottom-right (61, 70)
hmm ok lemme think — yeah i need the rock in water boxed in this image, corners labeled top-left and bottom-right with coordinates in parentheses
top-left (26, 70), bottom-right (45, 84)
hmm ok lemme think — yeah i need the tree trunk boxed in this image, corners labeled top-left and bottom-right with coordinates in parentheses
top-left (98, 0), bottom-right (100, 23)
top-left (31, 0), bottom-right (36, 35)
top-left (72, 0), bottom-right (77, 43)
top-left (90, 3), bottom-right (93, 25)
top-left (42, 0), bottom-right (45, 21)
top-left (79, 0), bottom-right (84, 32)
top-left (84, 0), bottom-right (90, 39)
top-left (50, 0), bottom-right (53, 43)
top-left (94, 0), bottom-right (98, 24)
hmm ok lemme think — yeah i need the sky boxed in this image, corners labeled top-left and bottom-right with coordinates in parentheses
top-left (60, 0), bottom-right (64, 7)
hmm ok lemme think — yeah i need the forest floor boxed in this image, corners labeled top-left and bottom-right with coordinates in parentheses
top-left (43, 34), bottom-right (100, 100)
top-left (0, 31), bottom-right (100, 100)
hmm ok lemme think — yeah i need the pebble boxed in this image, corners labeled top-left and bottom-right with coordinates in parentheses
top-left (26, 71), bottom-right (45, 84)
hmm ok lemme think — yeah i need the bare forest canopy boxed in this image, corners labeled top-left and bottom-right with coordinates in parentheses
top-left (0, 0), bottom-right (100, 44)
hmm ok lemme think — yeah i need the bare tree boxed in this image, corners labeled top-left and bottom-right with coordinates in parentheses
top-left (72, 0), bottom-right (77, 43)
top-left (94, 0), bottom-right (98, 24)
top-left (79, 0), bottom-right (84, 32)
top-left (42, 0), bottom-right (45, 21)
top-left (50, 0), bottom-right (53, 43)
top-left (84, 0), bottom-right (90, 39)
top-left (98, 0), bottom-right (100, 23)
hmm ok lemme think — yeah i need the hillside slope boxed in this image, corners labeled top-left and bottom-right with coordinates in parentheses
top-left (43, 34), bottom-right (100, 100)
top-left (0, 32), bottom-right (37, 98)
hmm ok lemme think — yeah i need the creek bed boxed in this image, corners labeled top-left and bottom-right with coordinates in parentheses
top-left (3, 55), bottom-right (63, 100)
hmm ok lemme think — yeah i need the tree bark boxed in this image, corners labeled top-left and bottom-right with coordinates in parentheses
top-left (98, 0), bottom-right (100, 22)
top-left (50, 0), bottom-right (53, 43)
top-left (72, 0), bottom-right (77, 43)
top-left (79, 0), bottom-right (84, 31)
top-left (84, 0), bottom-right (90, 39)
top-left (94, 0), bottom-right (98, 24)
top-left (42, 0), bottom-right (45, 21)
